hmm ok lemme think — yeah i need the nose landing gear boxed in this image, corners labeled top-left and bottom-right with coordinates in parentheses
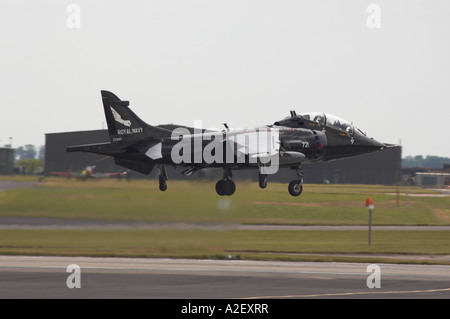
top-left (288, 180), bottom-right (303, 196)
top-left (288, 166), bottom-right (304, 197)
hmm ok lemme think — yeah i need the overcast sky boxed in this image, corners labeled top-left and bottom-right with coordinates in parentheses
top-left (1, 1), bottom-right (449, 158)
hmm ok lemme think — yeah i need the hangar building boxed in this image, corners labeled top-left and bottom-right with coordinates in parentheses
top-left (0, 147), bottom-right (15, 175)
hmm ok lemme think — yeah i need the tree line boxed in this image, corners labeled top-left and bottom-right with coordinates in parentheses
top-left (10, 145), bottom-right (45, 174)
top-left (402, 155), bottom-right (450, 169)
top-left (14, 144), bottom-right (45, 161)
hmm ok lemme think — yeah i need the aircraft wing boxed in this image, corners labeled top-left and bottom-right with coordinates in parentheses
top-left (232, 128), bottom-right (280, 159)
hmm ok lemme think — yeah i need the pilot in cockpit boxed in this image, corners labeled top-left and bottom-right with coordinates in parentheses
top-left (313, 115), bottom-right (324, 124)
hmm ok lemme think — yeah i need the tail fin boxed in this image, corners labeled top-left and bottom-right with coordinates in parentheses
top-left (101, 90), bottom-right (171, 143)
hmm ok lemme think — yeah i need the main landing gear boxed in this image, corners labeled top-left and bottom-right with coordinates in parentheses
top-left (216, 167), bottom-right (235, 196)
top-left (288, 166), bottom-right (304, 197)
top-left (161, 165), bottom-right (303, 197)
top-left (214, 166), bottom-right (303, 197)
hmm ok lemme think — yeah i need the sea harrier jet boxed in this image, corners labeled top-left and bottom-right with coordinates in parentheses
top-left (67, 91), bottom-right (386, 196)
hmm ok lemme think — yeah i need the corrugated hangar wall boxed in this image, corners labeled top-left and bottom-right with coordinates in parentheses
top-left (0, 148), bottom-right (15, 175)
top-left (45, 130), bottom-right (402, 184)
top-left (302, 146), bottom-right (402, 184)
top-left (45, 130), bottom-right (116, 175)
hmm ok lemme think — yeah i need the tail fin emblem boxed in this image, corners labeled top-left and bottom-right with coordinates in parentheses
top-left (110, 106), bottom-right (131, 127)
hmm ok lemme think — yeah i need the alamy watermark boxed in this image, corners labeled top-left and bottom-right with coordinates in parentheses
top-left (66, 4), bottom-right (81, 29)
top-left (170, 122), bottom-right (280, 174)
top-left (366, 264), bottom-right (381, 289)
top-left (66, 264), bottom-right (81, 288)
top-left (366, 4), bottom-right (381, 29)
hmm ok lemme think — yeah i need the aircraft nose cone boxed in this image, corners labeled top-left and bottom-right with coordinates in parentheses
top-left (372, 139), bottom-right (386, 150)
top-left (357, 136), bottom-right (386, 153)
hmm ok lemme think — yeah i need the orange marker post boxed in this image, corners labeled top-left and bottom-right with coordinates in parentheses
top-left (365, 198), bottom-right (374, 245)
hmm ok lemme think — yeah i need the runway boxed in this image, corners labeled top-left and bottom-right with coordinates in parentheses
top-left (0, 256), bottom-right (449, 299)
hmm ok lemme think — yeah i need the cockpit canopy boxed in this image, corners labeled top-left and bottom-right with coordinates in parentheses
top-left (300, 112), bottom-right (366, 136)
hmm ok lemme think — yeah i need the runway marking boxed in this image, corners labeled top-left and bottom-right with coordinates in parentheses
top-left (243, 287), bottom-right (450, 299)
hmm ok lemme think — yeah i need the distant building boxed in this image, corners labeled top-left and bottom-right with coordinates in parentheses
top-left (301, 145), bottom-right (402, 185)
top-left (415, 172), bottom-right (450, 186)
top-left (45, 130), bottom-right (402, 184)
top-left (0, 147), bottom-right (15, 175)
top-left (45, 130), bottom-right (116, 175)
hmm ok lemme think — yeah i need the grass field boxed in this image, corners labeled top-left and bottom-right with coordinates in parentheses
top-left (1, 178), bottom-right (449, 226)
top-left (0, 177), bottom-right (449, 264)
top-left (0, 229), bottom-right (448, 264)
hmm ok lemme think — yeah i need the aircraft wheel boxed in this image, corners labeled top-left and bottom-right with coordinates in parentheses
top-left (259, 178), bottom-right (267, 189)
top-left (216, 180), bottom-right (226, 196)
top-left (159, 182), bottom-right (167, 191)
top-left (159, 175), bottom-right (167, 191)
top-left (288, 180), bottom-right (303, 197)
top-left (216, 179), bottom-right (235, 196)
top-left (223, 179), bottom-right (236, 196)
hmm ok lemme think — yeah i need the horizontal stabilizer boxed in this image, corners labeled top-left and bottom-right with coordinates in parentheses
top-left (66, 142), bottom-right (123, 155)
top-left (114, 158), bottom-right (155, 175)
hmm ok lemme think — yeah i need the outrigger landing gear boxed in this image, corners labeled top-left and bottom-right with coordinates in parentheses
top-left (216, 167), bottom-right (236, 196)
top-left (158, 166), bottom-right (168, 191)
top-left (258, 172), bottom-right (267, 189)
top-left (288, 166), bottom-right (304, 197)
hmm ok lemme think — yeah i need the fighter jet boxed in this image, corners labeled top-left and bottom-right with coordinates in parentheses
top-left (67, 91), bottom-right (386, 196)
